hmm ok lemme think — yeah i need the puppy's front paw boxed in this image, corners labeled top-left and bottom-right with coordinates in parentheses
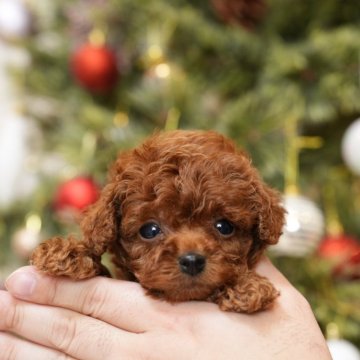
top-left (31, 236), bottom-right (102, 280)
top-left (214, 273), bottom-right (279, 313)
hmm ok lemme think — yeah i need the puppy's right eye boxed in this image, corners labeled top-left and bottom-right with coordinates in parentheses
top-left (139, 223), bottom-right (162, 240)
top-left (214, 219), bottom-right (234, 236)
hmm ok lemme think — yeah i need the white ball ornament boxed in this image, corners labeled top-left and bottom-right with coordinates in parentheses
top-left (11, 214), bottom-right (42, 259)
top-left (342, 118), bottom-right (360, 176)
top-left (0, 0), bottom-right (32, 40)
top-left (327, 339), bottom-right (360, 360)
top-left (271, 194), bottom-right (325, 257)
top-left (12, 227), bottom-right (41, 259)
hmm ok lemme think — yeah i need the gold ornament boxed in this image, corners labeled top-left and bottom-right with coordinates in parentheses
top-left (271, 118), bottom-right (325, 257)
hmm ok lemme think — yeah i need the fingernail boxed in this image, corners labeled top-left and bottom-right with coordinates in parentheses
top-left (5, 269), bottom-right (37, 298)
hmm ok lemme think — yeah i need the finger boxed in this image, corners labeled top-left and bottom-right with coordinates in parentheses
top-left (0, 290), bottom-right (140, 360)
top-left (5, 267), bottom-right (172, 333)
top-left (0, 332), bottom-right (77, 360)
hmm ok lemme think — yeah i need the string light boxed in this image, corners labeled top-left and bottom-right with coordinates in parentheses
top-left (113, 112), bottom-right (129, 127)
top-left (147, 44), bottom-right (163, 63)
top-left (154, 62), bottom-right (171, 78)
top-left (25, 213), bottom-right (42, 232)
top-left (88, 28), bottom-right (106, 46)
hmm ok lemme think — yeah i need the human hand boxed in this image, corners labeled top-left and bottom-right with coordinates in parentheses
top-left (0, 258), bottom-right (331, 360)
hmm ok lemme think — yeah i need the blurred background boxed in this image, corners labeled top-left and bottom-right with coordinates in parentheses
top-left (0, 0), bottom-right (359, 356)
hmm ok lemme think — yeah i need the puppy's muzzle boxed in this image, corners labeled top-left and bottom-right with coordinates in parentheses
top-left (178, 252), bottom-right (206, 276)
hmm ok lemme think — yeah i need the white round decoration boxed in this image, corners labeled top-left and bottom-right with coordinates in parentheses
top-left (11, 214), bottom-right (42, 259)
top-left (12, 227), bottom-right (41, 259)
top-left (271, 194), bottom-right (325, 257)
top-left (0, 0), bottom-right (32, 40)
top-left (327, 339), bottom-right (360, 360)
top-left (342, 118), bottom-right (360, 176)
top-left (11, 228), bottom-right (41, 259)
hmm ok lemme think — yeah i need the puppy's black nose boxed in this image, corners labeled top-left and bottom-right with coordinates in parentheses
top-left (178, 252), bottom-right (206, 276)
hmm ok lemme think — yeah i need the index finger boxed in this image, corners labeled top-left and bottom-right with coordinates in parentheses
top-left (5, 266), bottom-right (173, 333)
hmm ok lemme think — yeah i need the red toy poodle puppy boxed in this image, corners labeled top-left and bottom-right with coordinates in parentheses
top-left (31, 130), bottom-right (285, 313)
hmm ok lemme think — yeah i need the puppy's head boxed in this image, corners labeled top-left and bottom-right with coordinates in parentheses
top-left (81, 130), bottom-right (285, 301)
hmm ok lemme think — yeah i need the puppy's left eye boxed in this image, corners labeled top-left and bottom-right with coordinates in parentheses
top-left (139, 223), bottom-right (162, 240)
top-left (215, 219), bottom-right (234, 236)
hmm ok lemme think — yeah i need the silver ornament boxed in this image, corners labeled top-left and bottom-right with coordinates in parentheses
top-left (271, 194), bottom-right (325, 257)
top-left (342, 118), bottom-right (360, 176)
top-left (327, 339), bottom-right (360, 360)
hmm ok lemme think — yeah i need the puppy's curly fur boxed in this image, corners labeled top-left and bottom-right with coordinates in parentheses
top-left (31, 130), bottom-right (285, 313)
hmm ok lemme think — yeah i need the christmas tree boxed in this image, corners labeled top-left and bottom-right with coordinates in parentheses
top-left (0, 0), bottom-right (359, 353)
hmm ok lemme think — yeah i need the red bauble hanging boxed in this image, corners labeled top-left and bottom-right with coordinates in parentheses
top-left (54, 177), bottom-right (99, 212)
top-left (332, 252), bottom-right (360, 281)
top-left (318, 234), bottom-right (360, 262)
top-left (71, 44), bottom-right (119, 93)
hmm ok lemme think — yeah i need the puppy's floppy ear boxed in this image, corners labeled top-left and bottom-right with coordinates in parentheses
top-left (81, 155), bottom-right (137, 279)
top-left (80, 181), bottom-right (121, 256)
top-left (248, 182), bottom-right (285, 266)
top-left (257, 185), bottom-right (285, 245)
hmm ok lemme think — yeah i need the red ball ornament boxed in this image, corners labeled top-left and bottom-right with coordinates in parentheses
top-left (71, 44), bottom-right (119, 93)
top-left (318, 234), bottom-right (360, 262)
top-left (332, 252), bottom-right (360, 281)
top-left (54, 177), bottom-right (99, 212)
